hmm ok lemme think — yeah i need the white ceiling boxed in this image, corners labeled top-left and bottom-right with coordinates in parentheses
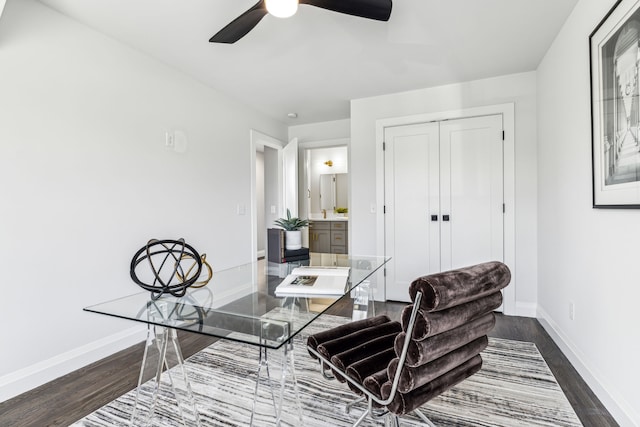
top-left (36, 0), bottom-right (578, 125)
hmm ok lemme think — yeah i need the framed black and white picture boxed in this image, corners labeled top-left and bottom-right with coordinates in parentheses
top-left (590, 0), bottom-right (640, 208)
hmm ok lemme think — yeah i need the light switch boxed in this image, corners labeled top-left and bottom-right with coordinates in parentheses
top-left (270, 205), bottom-right (276, 214)
top-left (165, 130), bottom-right (187, 153)
top-left (173, 130), bottom-right (188, 153)
top-left (237, 204), bottom-right (246, 215)
top-left (165, 132), bottom-right (174, 148)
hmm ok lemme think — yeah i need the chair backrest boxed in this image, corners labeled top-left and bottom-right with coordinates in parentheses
top-left (380, 261), bottom-right (511, 415)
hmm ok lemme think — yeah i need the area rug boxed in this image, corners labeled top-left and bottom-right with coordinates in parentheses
top-left (73, 314), bottom-right (582, 427)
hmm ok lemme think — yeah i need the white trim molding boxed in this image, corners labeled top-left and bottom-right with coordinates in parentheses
top-left (0, 325), bottom-right (146, 402)
top-left (537, 307), bottom-right (638, 427)
top-left (250, 129), bottom-right (286, 263)
top-left (375, 103), bottom-right (516, 315)
top-left (515, 301), bottom-right (537, 318)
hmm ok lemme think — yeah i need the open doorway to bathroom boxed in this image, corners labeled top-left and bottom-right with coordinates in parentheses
top-left (301, 142), bottom-right (348, 222)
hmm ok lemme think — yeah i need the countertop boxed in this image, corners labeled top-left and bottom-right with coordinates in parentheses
top-left (308, 216), bottom-right (348, 221)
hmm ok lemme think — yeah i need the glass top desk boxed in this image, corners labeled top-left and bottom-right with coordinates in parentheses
top-left (84, 254), bottom-right (389, 426)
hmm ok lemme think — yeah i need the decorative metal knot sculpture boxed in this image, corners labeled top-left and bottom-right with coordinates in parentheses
top-left (177, 253), bottom-right (213, 288)
top-left (130, 239), bottom-right (203, 300)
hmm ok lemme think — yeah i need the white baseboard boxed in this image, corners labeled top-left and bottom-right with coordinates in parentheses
top-left (0, 325), bottom-right (146, 402)
top-left (267, 262), bottom-right (288, 278)
top-left (257, 249), bottom-right (265, 259)
top-left (537, 307), bottom-right (638, 427)
top-left (515, 301), bottom-right (537, 318)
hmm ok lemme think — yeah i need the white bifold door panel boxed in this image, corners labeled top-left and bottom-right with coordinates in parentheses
top-left (384, 122), bottom-right (441, 302)
top-left (384, 115), bottom-right (504, 302)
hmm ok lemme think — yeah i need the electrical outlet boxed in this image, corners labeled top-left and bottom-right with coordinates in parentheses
top-left (569, 302), bottom-right (575, 320)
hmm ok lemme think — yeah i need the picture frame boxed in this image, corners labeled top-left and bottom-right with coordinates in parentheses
top-left (590, 0), bottom-right (640, 208)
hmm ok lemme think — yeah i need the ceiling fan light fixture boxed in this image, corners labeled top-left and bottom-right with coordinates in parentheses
top-left (210, 0), bottom-right (392, 43)
top-left (265, 0), bottom-right (298, 18)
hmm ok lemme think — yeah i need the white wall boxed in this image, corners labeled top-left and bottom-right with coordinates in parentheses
top-left (350, 72), bottom-right (539, 313)
top-left (0, 0), bottom-right (285, 400)
top-left (537, 0), bottom-right (639, 425)
top-left (288, 119), bottom-right (350, 142)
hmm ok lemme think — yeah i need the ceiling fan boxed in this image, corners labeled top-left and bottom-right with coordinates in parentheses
top-left (210, 0), bottom-right (393, 44)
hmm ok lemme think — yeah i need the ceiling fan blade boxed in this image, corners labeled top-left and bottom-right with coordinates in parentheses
top-left (210, 1), bottom-right (269, 44)
top-left (300, 0), bottom-right (392, 21)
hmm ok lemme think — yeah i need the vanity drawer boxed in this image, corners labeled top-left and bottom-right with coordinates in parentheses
top-left (330, 221), bottom-right (346, 230)
top-left (331, 230), bottom-right (347, 246)
top-left (309, 221), bottom-right (331, 230)
top-left (331, 245), bottom-right (347, 254)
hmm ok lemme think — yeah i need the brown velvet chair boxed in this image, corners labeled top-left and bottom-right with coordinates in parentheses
top-left (307, 261), bottom-right (511, 426)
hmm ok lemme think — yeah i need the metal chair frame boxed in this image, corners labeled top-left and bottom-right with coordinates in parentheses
top-left (307, 292), bottom-right (437, 427)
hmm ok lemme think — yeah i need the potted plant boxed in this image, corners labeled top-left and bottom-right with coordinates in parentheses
top-left (335, 207), bottom-right (348, 217)
top-left (274, 209), bottom-right (309, 250)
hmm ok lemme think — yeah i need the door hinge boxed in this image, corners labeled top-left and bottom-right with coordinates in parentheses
top-left (383, 142), bottom-right (386, 151)
top-left (503, 203), bottom-right (505, 213)
top-left (384, 267), bottom-right (387, 277)
top-left (383, 205), bottom-right (386, 214)
top-left (502, 130), bottom-right (505, 141)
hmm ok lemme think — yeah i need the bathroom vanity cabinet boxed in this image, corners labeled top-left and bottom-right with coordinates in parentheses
top-left (309, 220), bottom-right (348, 254)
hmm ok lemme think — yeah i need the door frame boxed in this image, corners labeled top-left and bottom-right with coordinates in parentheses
top-left (250, 129), bottom-right (286, 262)
top-left (375, 103), bottom-right (516, 315)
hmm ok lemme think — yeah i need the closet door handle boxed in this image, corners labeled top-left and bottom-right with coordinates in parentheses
top-left (443, 215), bottom-right (450, 222)
top-left (431, 215), bottom-right (438, 221)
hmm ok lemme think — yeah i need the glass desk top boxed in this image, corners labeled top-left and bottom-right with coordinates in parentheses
top-left (84, 254), bottom-right (389, 349)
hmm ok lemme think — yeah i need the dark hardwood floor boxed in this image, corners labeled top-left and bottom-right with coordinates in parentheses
top-left (0, 298), bottom-right (618, 427)
top-left (488, 313), bottom-right (618, 427)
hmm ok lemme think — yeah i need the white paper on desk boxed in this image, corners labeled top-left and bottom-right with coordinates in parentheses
top-left (290, 266), bottom-right (350, 277)
top-left (275, 272), bottom-right (348, 297)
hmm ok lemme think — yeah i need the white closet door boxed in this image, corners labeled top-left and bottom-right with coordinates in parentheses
top-left (383, 115), bottom-right (504, 302)
top-left (440, 115), bottom-right (504, 270)
top-left (384, 123), bottom-right (440, 302)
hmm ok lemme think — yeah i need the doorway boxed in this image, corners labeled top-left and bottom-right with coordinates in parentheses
top-left (251, 131), bottom-right (283, 262)
top-left (250, 130), bottom-right (298, 262)
top-left (304, 145), bottom-right (348, 218)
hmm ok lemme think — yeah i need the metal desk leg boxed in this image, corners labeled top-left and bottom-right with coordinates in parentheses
top-left (130, 324), bottom-right (201, 427)
top-left (250, 323), bottom-right (304, 427)
top-left (276, 341), bottom-right (304, 426)
top-left (250, 344), bottom-right (278, 426)
top-left (352, 281), bottom-right (375, 320)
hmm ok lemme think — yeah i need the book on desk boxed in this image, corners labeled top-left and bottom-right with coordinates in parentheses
top-left (274, 266), bottom-right (350, 297)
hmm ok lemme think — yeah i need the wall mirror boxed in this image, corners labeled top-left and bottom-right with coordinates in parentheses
top-left (320, 173), bottom-right (348, 212)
